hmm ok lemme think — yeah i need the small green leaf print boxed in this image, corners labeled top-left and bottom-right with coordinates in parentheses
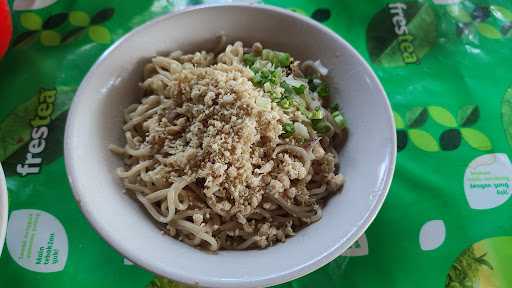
top-left (20, 12), bottom-right (43, 31)
top-left (312, 8), bottom-right (331, 23)
top-left (289, 8), bottom-right (307, 16)
top-left (43, 12), bottom-right (68, 30)
top-left (69, 11), bottom-right (90, 27)
top-left (393, 111), bottom-right (405, 129)
top-left (428, 106), bottom-right (457, 127)
top-left (490, 5), bottom-right (512, 21)
top-left (501, 87), bottom-right (512, 148)
top-left (12, 31), bottom-right (38, 48)
top-left (0, 96), bottom-right (39, 161)
top-left (440, 128), bottom-right (461, 151)
top-left (476, 23), bottom-right (502, 39)
top-left (447, 5), bottom-right (472, 23)
top-left (397, 130), bottom-right (408, 152)
top-left (62, 27), bottom-right (86, 44)
top-left (457, 105), bottom-right (480, 127)
top-left (407, 107), bottom-right (428, 128)
top-left (88, 25), bottom-right (111, 44)
top-left (91, 7), bottom-right (115, 25)
top-left (40, 30), bottom-right (61, 46)
top-left (461, 128), bottom-right (492, 150)
top-left (409, 129), bottom-right (440, 152)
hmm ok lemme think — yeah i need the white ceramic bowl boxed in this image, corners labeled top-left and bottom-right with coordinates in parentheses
top-left (0, 163), bottom-right (7, 256)
top-left (65, 4), bottom-right (396, 288)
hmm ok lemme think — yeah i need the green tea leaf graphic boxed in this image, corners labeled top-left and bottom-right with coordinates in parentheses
top-left (446, 247), bottom-right (481, 287)
top-left (42, 12), bottom-right (68, 30)
top-left (397, 130), bottom-right (408, 151)
top-left (69, 11), bottom-right (90, 27)
top-left (476, 23), bottom-right (502, 39)
top-left (447, 5), bottom-right (472, 23)
top-left (473, 253), bottom-right (494, 270)
top-left (289, 8), bottom-right (307, 16)
top-left (490, 5), bottom-right (512, 21)
top-left (501, 87), bottom-right (512, 148)
top-left (457, 105), bottom-right (480, 127)
top-left (440, 128), bottom-right (461, 151)
top-left (40, 30), bottom-right (61, 46)
top-left (0, 87), bottom-right (73, 162)
top-left (20, 12), bottom-right (42, 31)
top-left (88, 25), bottom-right (111, 44)
top-left (428, 106), bottom-right (457, 127)
top-left (409, 129), bottom-right (439, 152)
top-left (12, 31), bottom-right (38, 48)
top-left (406, 106), bottom-right (428, 128)
top-left (366, 2), bottom-right (437, 67)
top-left (0, 97), bottom-right (39, 161)
top-left (393, 111), bottom-right (405, 129)
top-left (461, 128), bottom-right (492, 150)
top-left (62, 27), bottom-right (86, 44)
top-left (2, 111), bottom-right (68, 176)
top-left (471, 6), bottom-right (491, 22)
top-left (91, 7), bottom-right (114, 25)
top-left (312, 8), bottom-right (331, 23)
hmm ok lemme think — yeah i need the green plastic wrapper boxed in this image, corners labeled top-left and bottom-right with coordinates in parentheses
top-left (1, 0), bottom-right (512, 287)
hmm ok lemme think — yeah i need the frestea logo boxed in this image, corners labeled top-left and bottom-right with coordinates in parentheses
top-left (366, 1), bottom-right (437, 67)
top-left (16, 88), bottom-right (57, 176)
top-left (388, 3), bottom-right (418, 64)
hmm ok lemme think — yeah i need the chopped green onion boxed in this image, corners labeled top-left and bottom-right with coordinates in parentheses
top-left (293, 84), bottom-right (305, 95)
top-left (332, 111), bottom-right (347, 128)
top-left (277, 52), bottom-right (291, 67)
top-left (269, 91), bottom-right (281, 102)
top-left (312, 119), bottom-right (331, 134)
top-left (262, 49), bottom-right (273, 61)
top-left (310, 107), bottom-right (324, 120)
top-left (262, 49), bottom-right (291, 67)
top-left (297, 105), bottom-right (312, 118)
top-left (270, 69), bottom-right (282, 85)
top-left (281, 81), bottom-right (294, 97)
top-left (317, 82), bottom-right (329, 98)
top-left (278, 98), bottom-right (292, 109)
top-left (281, 122), bottom-right (295, 138)
top-left (252, 68), bottom-right (281, 87)
top-left (243, 53), bottom-right (257, 67)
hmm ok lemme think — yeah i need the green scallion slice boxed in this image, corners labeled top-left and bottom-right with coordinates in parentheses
top-left (277, 52), bottom-right (291, 67)
top-left (278, 98), bottom-right (292, 109)
top-left (281, 122), bottom-right (295, 138)
top-left (310, 107), bottom-right (324, 120)
top-left (312, 119), bottom-right (331, 134)
top-left (317, 82), bottom-right (329, 98)
top-left (243, 53), bottom-right (257, 67)
top-left (293, 84), bottom-right (305, 95)
top-left (332, 111), bottom-right (346, 128)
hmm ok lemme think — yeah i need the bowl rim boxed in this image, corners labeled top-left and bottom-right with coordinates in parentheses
top-left (64, 3), bottom-right (396, 287)
top-left (0, 163), bottom-right (8, 256)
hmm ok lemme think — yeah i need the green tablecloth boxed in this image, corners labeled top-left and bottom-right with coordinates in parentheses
top-left (1, 0), bottom-right (512, 287)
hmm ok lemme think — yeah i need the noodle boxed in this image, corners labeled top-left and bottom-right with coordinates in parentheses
top-left (116, 160), bottom-right (153, 178)
top-left (112, 41), bottom-right (346, 251)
